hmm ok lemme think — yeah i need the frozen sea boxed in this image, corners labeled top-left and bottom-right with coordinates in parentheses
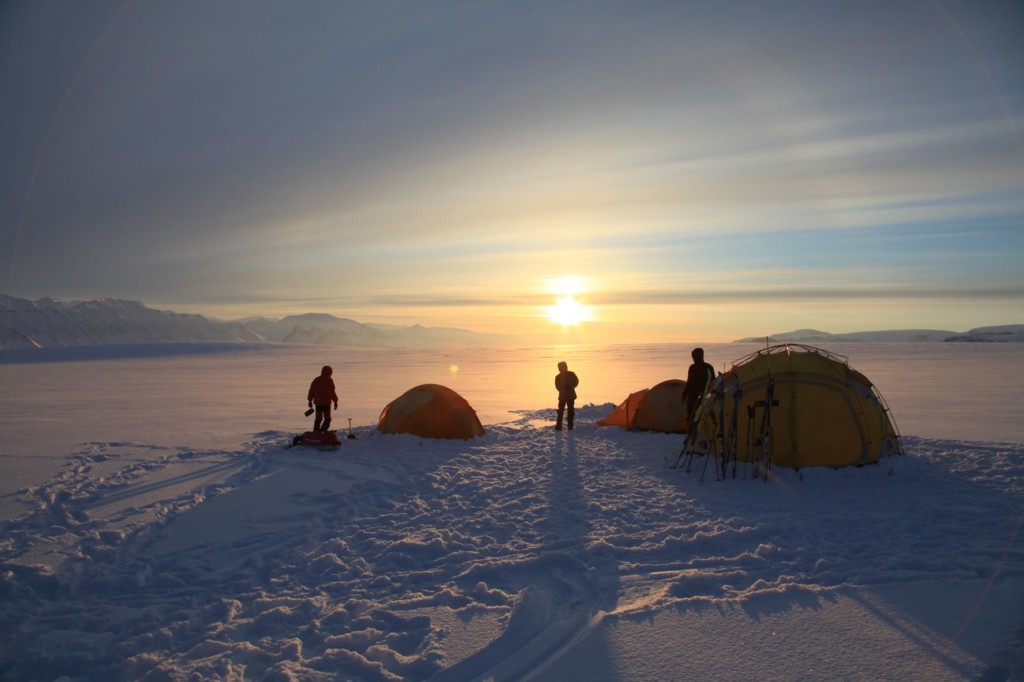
top-left (2, 340), bottom-right (1022, 459)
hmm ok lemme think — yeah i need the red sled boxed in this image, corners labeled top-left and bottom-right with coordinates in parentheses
top-left (291, 431), bottom-right (341, 451)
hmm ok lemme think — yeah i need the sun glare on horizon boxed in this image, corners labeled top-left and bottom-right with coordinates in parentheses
top-left (543, 275), bottom-right (593, 327)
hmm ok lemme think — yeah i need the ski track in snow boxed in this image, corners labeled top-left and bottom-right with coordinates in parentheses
top-left (1, 405), bottom-right (1023, 680)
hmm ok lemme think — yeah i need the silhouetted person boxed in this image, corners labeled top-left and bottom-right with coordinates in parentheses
top-left (307, 365), bottom-right (339, 433)
top-left (555, 361), bottom-right (579, 430)
top-left (682, 348), bottom-right (716, 422)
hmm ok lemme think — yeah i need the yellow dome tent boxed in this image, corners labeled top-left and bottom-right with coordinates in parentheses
top-left (598, 379), bottom-right (689, 433)
top-left (377, 384), bottom-right (484, 440)
top-left (685, 344), bottom-right (902, 473)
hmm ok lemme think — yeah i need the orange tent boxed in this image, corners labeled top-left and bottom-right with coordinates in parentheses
top-left (598, 379), bottom-right (689, 433)
top-left (377, 384), bottom-right (484, 440)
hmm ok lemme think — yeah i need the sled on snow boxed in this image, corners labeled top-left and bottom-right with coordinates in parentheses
top-left (291, 430), bottom-right (342, 451)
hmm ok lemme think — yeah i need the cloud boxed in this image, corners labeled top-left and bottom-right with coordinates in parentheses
top-left (1, 0), bottom-right (1021, 336)
top-left (591, 285), bottom-right (1024, 307)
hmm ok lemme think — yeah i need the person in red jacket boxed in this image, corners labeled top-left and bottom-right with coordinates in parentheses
top-left (307, 365), bottom-right (339, 433)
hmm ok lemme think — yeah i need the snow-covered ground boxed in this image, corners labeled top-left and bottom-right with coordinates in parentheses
top-left (1, 343), bottom-right (1022, 680)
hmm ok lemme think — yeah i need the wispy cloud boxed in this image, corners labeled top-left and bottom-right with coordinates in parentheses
top-left (2, 1), bottom-right (1021, 338)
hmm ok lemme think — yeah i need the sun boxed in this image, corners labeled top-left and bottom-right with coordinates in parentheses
top-left (546, 295), bottom-right (590, 326)
top-left (543, 275), bottom-right (593, 327)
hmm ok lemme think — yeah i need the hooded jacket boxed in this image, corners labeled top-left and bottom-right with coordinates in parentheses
top-left (308, 366), bottom-right (339, 405)
top-left (555, 370), bottom-right (579, 401)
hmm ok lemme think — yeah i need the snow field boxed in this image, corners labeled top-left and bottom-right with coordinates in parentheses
top-left (1, 404), bottom-right (1022, 680)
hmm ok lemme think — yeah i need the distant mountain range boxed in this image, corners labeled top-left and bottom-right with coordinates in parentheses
top-left (733, 326), bottom-right (1024, 343)
top-left (0, 295), bottom-right (504, 351)
top-left (3, 294), bottom-right (1021, 351)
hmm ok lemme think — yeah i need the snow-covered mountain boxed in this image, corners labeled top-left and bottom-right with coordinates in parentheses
top-left (0, 295), bottom-right (498, 350)
top-left (735, 328), bottom-right (958, 342)
top-left (365, 322), bottom-right (496, 348)
top-left (735, 325), bottom-right (1024, 343)
top-left (943, 324), bottom-right (1024, 342)
top-left (242, 313), bottom-right (388, 347)
top-left (0, 295), bottom-right (261, 349)
top-left (241, 314), bottom-right (503, 348)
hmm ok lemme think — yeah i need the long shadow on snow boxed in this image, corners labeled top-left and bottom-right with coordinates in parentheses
top-left (437, 410), bottom-right (622, 681)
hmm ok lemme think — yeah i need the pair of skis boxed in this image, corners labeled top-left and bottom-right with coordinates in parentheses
top-left (672, 339), bottom-right (777, 481)
top-left (671, 379), bottom-right (720, 477)
top-left (748, 378), bottom-right (775, 481)
top-left (671, 382), bottom-right (732, 481)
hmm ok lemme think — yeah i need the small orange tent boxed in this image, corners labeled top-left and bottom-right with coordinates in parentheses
top-left (377, 384), bottom-right (484, 440)
top-left (598, 379), bottom-right (689, 433)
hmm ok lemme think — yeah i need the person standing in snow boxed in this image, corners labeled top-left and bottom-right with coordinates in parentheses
top-left (682, 348), bottom-right (716, 422)
top-left (554, 361), bottom-right (579, 431)
top-left (307, 365), bottom-right (339, 433)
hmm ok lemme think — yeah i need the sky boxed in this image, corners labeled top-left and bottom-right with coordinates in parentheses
top-left (1, 0), bottom-right (1023, 343)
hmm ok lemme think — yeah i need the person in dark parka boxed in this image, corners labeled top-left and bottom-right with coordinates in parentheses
top-left (554, 361), bottom-right (579, 430)
top-left (682, 348), bottom-right (716, 422)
